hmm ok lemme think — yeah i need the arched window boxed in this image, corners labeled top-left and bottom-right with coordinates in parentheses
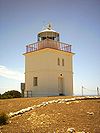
top-left (58, 58), bottom-right (60, 65)
top-left (62, 59), bottom-right (64, 66)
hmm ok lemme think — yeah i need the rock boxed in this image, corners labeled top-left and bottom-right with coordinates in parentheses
top-left (9, 121), bottom-right (11, 124)
top-left (67, 128), bottom-right (76, 133)
top-left (87, 112), bottom-right (94, 115)
top-left (66, 102), bottom-right (72, 104)
top-left (0, 126), bottom-right (3, 129)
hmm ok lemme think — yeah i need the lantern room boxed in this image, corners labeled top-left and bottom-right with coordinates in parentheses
top-left (38, 24), bottom-right (60, 41)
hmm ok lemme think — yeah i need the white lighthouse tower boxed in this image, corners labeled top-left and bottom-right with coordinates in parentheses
top-left (24, 24), bottom-right (74, 97)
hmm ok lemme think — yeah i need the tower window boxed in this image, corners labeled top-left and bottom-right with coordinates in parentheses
top-left (33, 77), bottom-right (38, 86)
top-left (62, 59), bottom-right (64, 66)
top-left (58, 58), bottom-right (60, 65)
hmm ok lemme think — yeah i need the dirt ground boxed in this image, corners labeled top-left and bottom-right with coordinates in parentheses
top-left (0, 96), bottom-right (100, 133)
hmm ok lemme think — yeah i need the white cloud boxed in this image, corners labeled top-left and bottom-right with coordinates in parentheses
top-left (0, 65), bottom-right (24, 82)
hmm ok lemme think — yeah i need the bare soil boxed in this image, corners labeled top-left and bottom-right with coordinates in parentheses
top-left (0, 96), bottom-right (100, 133)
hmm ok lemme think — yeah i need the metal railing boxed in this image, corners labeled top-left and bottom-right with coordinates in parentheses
top-left (26, 39), bottom-right (72, 53)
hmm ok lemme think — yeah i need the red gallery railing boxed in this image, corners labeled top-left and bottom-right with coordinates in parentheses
top-left (26, 39), bottom-right (72, 53)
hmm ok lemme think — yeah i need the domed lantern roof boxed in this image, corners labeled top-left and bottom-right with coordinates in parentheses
top-left (38, 24), bottom-right (60, 41)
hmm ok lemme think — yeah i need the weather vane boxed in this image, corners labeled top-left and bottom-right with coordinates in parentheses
top-left (47, 23), bottom-right (52, 30)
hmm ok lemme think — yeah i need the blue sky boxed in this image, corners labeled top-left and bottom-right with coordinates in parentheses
top-left (0, 0), bottom-right (100, 95)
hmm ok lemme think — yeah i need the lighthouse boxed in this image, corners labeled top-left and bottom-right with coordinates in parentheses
top-left (24, 24), bottom-right (74, 97)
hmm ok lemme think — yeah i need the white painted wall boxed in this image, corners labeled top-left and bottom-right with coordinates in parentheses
top-left (24, 48), bottom-right (74, 97)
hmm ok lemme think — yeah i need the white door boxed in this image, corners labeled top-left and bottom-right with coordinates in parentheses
top-left (58, 77), bottom-right (64, 95)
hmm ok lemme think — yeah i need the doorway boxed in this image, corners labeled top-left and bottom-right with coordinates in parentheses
top-left (58, 77), bottom-right (64, 95)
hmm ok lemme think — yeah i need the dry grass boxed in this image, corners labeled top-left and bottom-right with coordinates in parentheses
top-left (0, 96), bottom-right (100, 133)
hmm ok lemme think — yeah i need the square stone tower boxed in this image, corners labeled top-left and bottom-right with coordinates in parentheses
top-left (24, 24), bottom-right (74, 97)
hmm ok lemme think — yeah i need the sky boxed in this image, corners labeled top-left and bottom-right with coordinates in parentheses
top-left (0, 0), bottom-right (100, 95)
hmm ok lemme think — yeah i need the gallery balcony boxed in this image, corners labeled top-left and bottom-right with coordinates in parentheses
top-left (25, 38), bottom-right (72, 53)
